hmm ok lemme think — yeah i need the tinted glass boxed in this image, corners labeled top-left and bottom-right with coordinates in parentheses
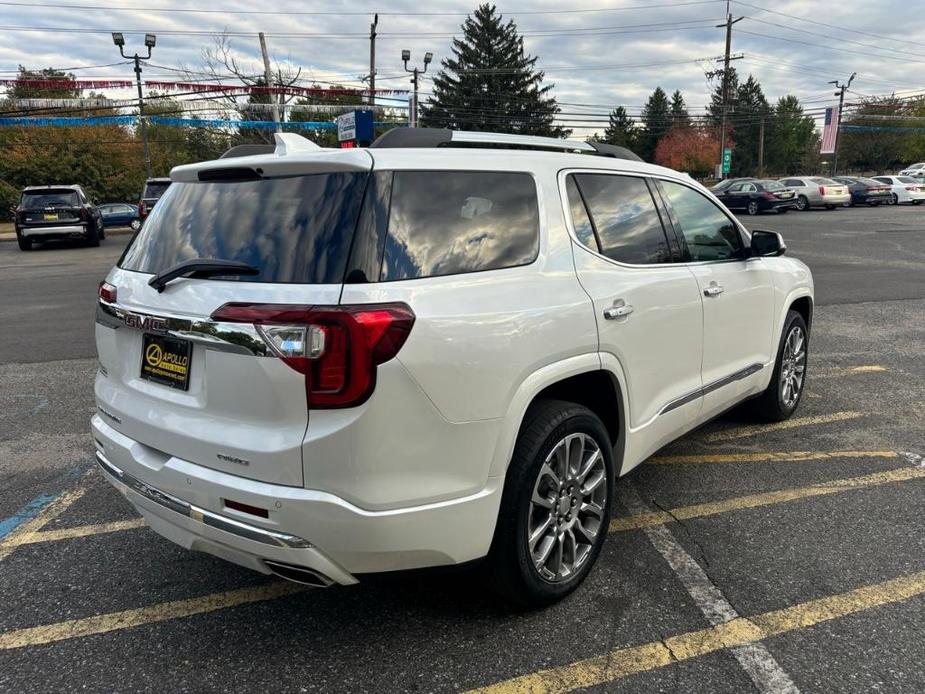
top-left (120, 173), bottom-right (368, 284)
top-left (571, 174), bottom-right (670, 265)
top-left (380, 171), bottom-right (539, 281)
top-left (143, 181), bottom-right (171, 199)
top-left (782, 179), bottom-right (802, 187)
top-left (811, 177), bottom-right (836, 185)
top-left (759, 181), bottom-right (785, 191)
top-left (661, 180), bottom-right (743, 262)
top-left (872, 177), bottom-right (891, 183)
top-left (21, 191), bottom-right (79, 209)
top-left (565, 176), bottom-right (597, 249)
top-left (857, 177), bottom-right (884, 186)
top-left (898, 176), bottom-right (917, 184)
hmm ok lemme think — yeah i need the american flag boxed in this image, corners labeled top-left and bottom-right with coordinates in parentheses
top-left (820, 106), bottom-right (839, 154)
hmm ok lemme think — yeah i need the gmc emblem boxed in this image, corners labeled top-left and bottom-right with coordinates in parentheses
top-left (123, 312), bottom-right (168, 333)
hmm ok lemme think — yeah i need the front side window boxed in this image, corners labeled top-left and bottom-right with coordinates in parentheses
top-left (568, 173), bottom-right (670, 265)
top-left (381, 171), bottom-right (539, 281)
top-left (661, 180), bottom-right (744, 263)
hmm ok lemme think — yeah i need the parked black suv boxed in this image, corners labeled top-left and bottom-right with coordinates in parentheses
top-left (138, 177), bottom-right (172, 224)
top-left (14, 185), bottom-right (104, 251)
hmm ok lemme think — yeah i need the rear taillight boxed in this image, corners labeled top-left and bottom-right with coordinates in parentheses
top-left (818, 186), bottom-right (826, 195)
top-left (906, 186), bottom-right (916, 191)
top-left (13, 207), bottom-right (23, 223)
top-left (762, 192), bottom-right (775, 200)
top-left (139, 201), bottom-right (147, 217)
top-left (80, 208), bottom-right (89, 222)
top-left (98, 281), bottom-right (117, 303)
top-left (210, 303), bottom-right (415, 409)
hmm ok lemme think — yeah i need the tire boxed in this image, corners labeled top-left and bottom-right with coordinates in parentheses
top-left (796, 195), bottom-right (809, 211)
top-left (747, 200), bottom-right (759, 216)
top-left (912, 200), bottom-right (922, 206)
top-left (130, 219), bottom-right (142, 231)
top-left (750, 310), bottom-right (809, 422)
top-left (890, 193), bottom-right (898, 205)
top-left (869, 201), bottom-right (880, 207)
top-left (85, 221), bottom-right (100, 247)
top-left (98, 225), bottom-right (106, 240)
top-left (16, 231), bottom-right (32, 251)
top-left (485, 399), bottom-right (614, 608)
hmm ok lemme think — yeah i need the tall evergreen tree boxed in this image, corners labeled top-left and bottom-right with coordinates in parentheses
top-left (767, 95), bottom-right (817, 175)
top-left (640, 86), bottom-right (670, 161)
top-left (730, 74), bottom-right (770, 176)
top-left (597, 106), bottom-right (636, 149)
top-left (669, 89), bottom-right (690, 128)
top-left (708, 66), bottom-right (739, 127)
top-left (420, 4), bottom-right (566, 136)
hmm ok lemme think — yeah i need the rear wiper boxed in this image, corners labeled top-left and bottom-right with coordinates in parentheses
top-left (148, 258), bottom-right (259, 293)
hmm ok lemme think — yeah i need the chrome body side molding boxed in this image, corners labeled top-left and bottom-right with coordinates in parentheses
top-left (660, 363), bottom-right (764, 416)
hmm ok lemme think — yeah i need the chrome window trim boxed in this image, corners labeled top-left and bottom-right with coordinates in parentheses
top-left (557, 168), bottom-right (751, 270)
top-left (96, 451), bottom-right (313, 549)
top-left (659, 362), bottom-right (764, 416)
top-left (96, 300), bottom-right (271, 357)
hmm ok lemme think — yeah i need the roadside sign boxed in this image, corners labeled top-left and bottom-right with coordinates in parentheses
top-left (336, 112), bottom-right (356, 142)
top-left (722, 148), bottom-right (732, 174)
top-left (336, 110), bottom-right (375, 146)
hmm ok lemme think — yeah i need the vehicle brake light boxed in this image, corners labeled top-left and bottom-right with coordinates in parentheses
top-left (762, 192), bottom-right (775, 200)
top-left (80, 207), bottom-right (89, 222)
top-left (139, 201), bottom-right (147, 217)
top-left (210, 302), bottom-right (415, 409)
top-left (905, 186), bottom-right (916, 191)
top-left (98, 281), bottom-right (117, 303)
top-left (818, 186), bottom-right (826, 195)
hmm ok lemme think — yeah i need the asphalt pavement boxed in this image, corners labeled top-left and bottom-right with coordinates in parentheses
top-left (0, 206), bottom-right (923, 692)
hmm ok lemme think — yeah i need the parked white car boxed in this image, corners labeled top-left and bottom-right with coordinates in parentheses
top-left (779, 176), bottom-right (851, 210)
top-left (871, 175), bottom-right (925, 205)
top-left (92, 130), bottom-right (814, 606)
top-left (898, 162), bottom-right (925, 177)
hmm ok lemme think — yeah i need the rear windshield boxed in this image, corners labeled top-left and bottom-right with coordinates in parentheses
top-left (758, 181), bottom-right (784, 191)
top-left (142, 181), bottom-right (171, 199)
top-left (858, 178), bottom-right (884, 186)
top-left (811, 177), bottom-right (836, 185)
top-left (21, 190), bottom-right (79, 209)
top-left (120, 173), bottom-right (368, 284)
top-left (898, 176), bottom-right (917, 184)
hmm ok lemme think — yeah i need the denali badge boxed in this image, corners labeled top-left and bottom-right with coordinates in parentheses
top-left (123, 311), bottom-right (168, 333)
top-left (217, 453), bottom-right (251, 467)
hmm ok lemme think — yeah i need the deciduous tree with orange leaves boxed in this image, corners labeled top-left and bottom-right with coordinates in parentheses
top-left (655, 126), bottom-right (728, 178)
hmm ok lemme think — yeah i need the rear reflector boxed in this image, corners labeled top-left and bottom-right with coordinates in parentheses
top-left (224, 499), bottom-right (269, 518)
top-left (98, 281), bottom-right (117, 303)
top-left (210, 302), bottom-right (415, 409)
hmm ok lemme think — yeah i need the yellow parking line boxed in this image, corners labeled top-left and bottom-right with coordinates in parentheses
top-left (15, 518), bottom-right (147, 546)
top-left (470, 569), bottom-right (925, 693)
top-left (704, 411), bottom-right (865, 443)
top-left (0, 582), bottom-right (303, 650)
top-left (815, 365), bottom-right (888, 377)
top-left (610, 466), bottom-right (925, 533)
top-left (648, 450), bottom-right (898, 465)
top-left (0, 475), bottom-right (90, 562)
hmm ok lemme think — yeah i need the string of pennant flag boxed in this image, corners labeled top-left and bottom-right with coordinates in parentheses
top-left (0, 114), bottom-right (403, 130)
top-left (0, 78), bottom-right (410, 97)
top-left (7, 98), bottom-right (407, 114)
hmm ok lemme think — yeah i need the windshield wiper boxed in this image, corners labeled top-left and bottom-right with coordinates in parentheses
top-left (148, 258), bottom-right (259, 293)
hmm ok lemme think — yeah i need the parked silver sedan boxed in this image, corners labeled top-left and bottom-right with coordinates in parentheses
top-left (779, 176), bottom-right (851, 210)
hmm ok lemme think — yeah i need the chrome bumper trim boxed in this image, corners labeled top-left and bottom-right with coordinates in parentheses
top-left (95, 451), bottom-right (313, 549)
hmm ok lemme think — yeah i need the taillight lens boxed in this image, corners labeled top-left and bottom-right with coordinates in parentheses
top-left (80, 207), bottom-right (89, 222)
top-left (139, 201), bottom-right (147, 217)
top-left (210, 303), bottom-right (415, 409)
top-left (818, 186), bottom-right (826, 195)
top-left (98, 281), bottom-right (117, 303)
top-left (906, 186), bottom-right (916, 191)
top-left (762, 192), bottom-right (775, 200)
top-left (13, 207), bottom-right (24, 223)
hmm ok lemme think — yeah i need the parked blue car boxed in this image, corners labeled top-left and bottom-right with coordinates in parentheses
top-left (99, 203), bottom-right (141, 230)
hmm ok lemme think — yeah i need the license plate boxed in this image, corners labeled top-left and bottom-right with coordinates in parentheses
top-left (140, 333), bottom-right (192, 391)
top-left (780, 193), bottom-right (793, 199)
top-left (43, 213), bottom-right (58, 221)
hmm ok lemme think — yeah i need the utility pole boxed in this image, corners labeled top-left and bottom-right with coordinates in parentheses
top-left (758, 117), bottom-right (765, 177)
top-left (402, 49), bottom-right (432, 128)
top-left (715, 4), bottom-right (743, 179)
top-left (828, 72), bottom-right (856, 176)
top-left (112, 32), bottom-right (155, 178)
top-left (258, 32), bottom-right (281, 131)
top-left (368, 14), bottom-right (378, 108)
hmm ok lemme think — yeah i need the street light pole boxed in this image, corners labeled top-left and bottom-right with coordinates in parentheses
top-left (402, 49), bottom-right (432, 128)
top-left (828, 72), bottom-right (856, 177)
top-left (113, 32), bottom-right (155, 179)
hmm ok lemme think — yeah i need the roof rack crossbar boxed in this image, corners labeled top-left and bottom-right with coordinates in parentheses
top-left (369, 127), bottom-right (641, 161)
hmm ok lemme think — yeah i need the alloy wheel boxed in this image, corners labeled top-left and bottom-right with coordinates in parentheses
top-left (747, 201), bottom-right (759, 215)
top-left (779, 325), bottom-right (806, 409)
top-left (527, 432), bottom-right (607, 583)
top-left (796, 196), bottom-right (808, 211)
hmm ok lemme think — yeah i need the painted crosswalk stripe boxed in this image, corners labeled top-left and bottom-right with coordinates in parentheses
top-left (469, 569), bottom-right (925, 693)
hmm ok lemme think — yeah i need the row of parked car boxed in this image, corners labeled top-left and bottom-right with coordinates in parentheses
top-left (710, 173), bottom-right (925, 215)
top-left (12, 177), bottom-right (172, 251)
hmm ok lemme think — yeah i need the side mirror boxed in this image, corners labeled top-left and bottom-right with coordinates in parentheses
top-left (750, 229), bottom-right (786, 257)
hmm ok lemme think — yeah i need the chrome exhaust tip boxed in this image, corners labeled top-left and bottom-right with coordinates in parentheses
top-left (264, 560), bottom-right (334, 588)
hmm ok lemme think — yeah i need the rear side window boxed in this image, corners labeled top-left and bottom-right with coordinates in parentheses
top-left (120, 173), bottom-right (368, 284)
top-left (21, 190), bottom-right (79, 209)
top-left (568, 173), bottom-right (671, 265)
top-left (380, 171), bottom-right (539, 281)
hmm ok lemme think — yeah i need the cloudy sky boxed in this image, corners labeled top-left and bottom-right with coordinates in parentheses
top-left (2, 0), bottom-right (924, 133)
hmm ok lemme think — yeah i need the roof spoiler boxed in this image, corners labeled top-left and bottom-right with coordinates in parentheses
top-left (220, 133), bottom-right (323, 159)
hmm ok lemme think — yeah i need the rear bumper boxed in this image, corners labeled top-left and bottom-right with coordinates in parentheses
top-left (821, 193), bottom-right (851, 205)
top-left (91, 414), bottom-right (503, 582)
top-left (20, 224), bottom-right (87, 238)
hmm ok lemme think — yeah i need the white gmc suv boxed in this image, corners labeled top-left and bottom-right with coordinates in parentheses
top-left (92, 129), bottom-right (813, 607)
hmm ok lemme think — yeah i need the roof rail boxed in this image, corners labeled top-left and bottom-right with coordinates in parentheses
top-left (369, 127), bottom-right (642, 161)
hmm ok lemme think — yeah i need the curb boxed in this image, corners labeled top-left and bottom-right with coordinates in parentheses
top-left (0, 227), bottom-right (136, 242)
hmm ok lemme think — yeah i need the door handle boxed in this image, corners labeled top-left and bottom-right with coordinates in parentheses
top-left (603, 303), bottom-right (634, 320)
top-left (703, 284), bottom-right (725, 297)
